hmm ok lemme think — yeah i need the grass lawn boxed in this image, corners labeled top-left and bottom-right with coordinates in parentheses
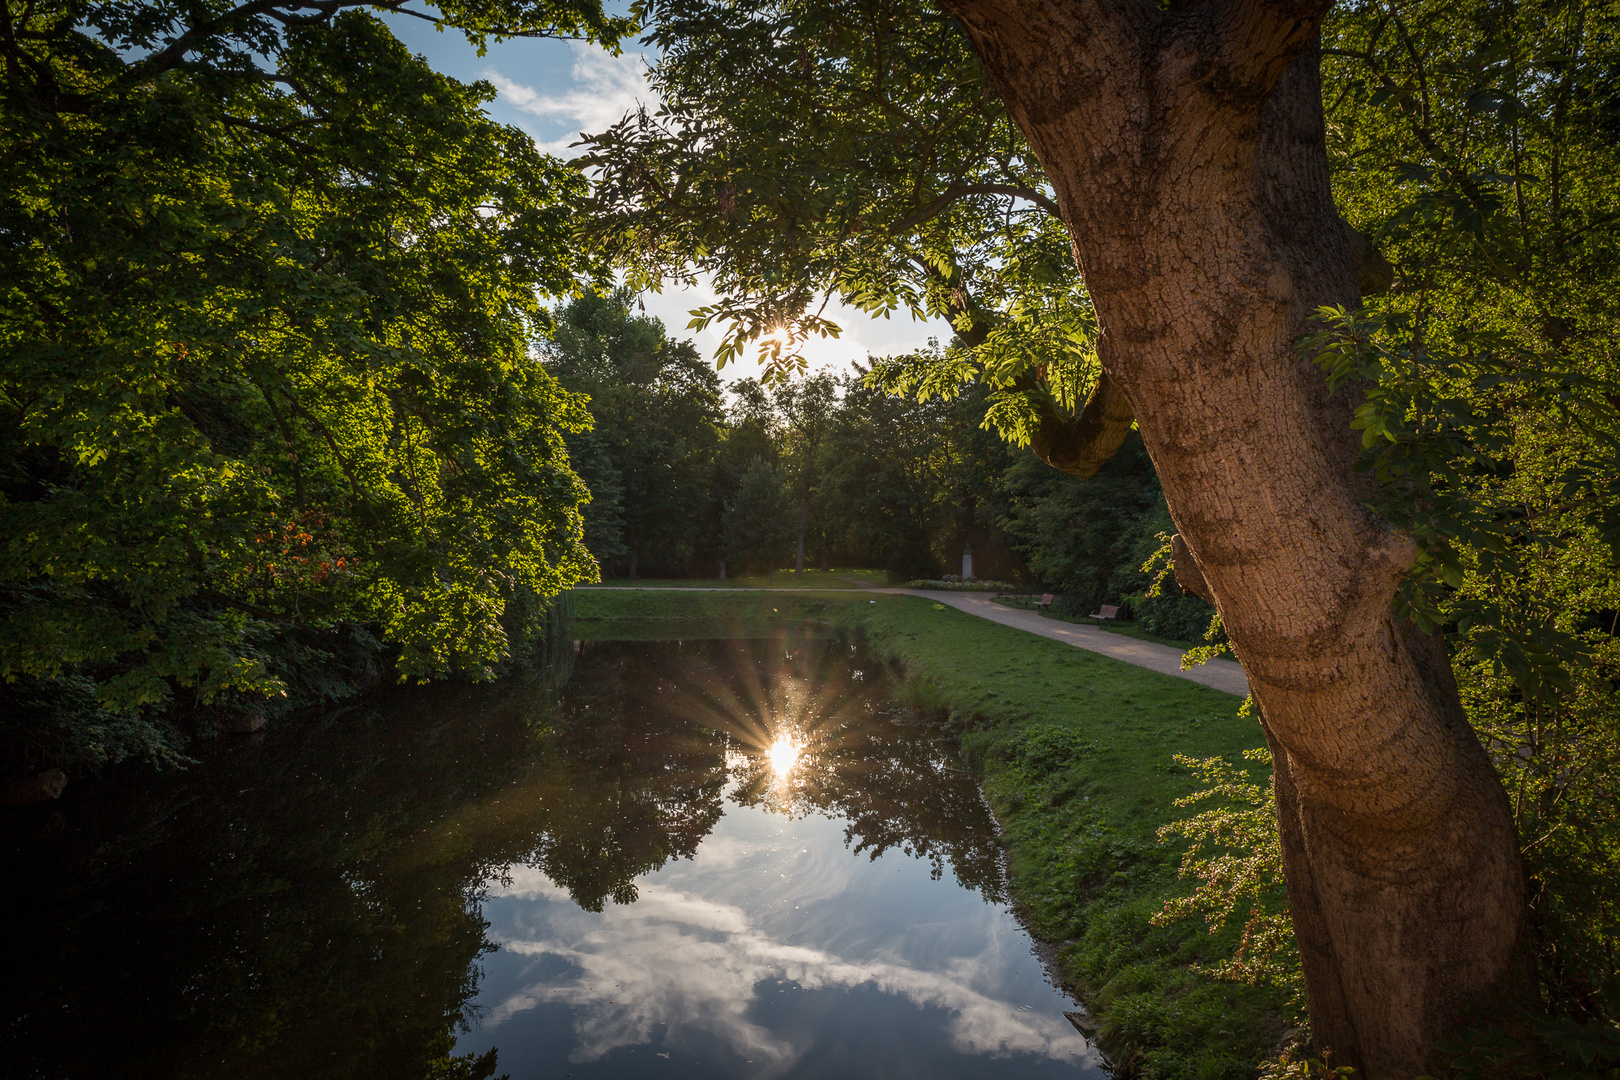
top-left (573, 588), bottom-right (1290, 1079)
top-left (595, 568), bottom-right (887, 590)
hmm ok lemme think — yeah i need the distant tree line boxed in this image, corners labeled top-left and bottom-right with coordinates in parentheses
top-left (544, 290), bottom-right (1215, 640)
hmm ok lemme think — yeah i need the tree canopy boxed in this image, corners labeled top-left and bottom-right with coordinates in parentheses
top-left (580, 0), bottom-right (1103, 459)
top-left (0, 0), bottom-right (625, 771)
top-left (541, 289), bottom-right (726, 577)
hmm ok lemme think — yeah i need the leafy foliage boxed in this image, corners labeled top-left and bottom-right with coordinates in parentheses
top-left (1303, 307), bottom-right (1608, 699)
top-left (1153, 749), bottom-right (1297, 993)
top-left (1420, 1017), bottom-right (1620, 1079)
top-left (0, 1), bottom-right (620, 771)
top-left (1318, 0), bottom-right (1620, 1015)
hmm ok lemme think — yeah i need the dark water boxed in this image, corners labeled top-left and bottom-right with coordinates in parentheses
top-left (0, 635), bottom-right (1102, 1080)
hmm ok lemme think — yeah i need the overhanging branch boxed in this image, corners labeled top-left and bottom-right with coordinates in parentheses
top-left (1028, 369), bottom-right (1137, 479)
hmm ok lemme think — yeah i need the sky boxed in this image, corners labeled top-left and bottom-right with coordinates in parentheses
top-left (380, 17), bottom-right (952, 384)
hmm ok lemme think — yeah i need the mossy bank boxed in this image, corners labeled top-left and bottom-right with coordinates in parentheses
top-left (574, 588), bottom-right (1292, 1078)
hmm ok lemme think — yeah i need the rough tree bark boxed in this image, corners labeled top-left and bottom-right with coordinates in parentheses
top-left (936, 0), bottom-right (1528, 1074)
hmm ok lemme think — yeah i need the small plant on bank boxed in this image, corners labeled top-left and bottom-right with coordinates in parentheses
top-left (905, 578), bottom-right (1019, 591)
top-left (1152, 748), bottom-right (1299, 993)
top-left (1139, 533), bottom-right (1231, 656)
top-left (1258, 1047), bottom-right (1355, 1080)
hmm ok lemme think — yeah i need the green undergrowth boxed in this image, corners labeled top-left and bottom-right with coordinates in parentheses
top-left (573, 589), bottom-right (1291, 1078)
top-left (991, 595), bottom-right (1207, 651)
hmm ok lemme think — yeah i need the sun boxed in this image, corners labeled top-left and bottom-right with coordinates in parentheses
top-left (765, 735), bottom-right (801, 777)
top-left (762, 327), bottom-right (792, 350)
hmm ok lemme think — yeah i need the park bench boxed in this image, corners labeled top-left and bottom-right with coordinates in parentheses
top-left (1088, 603), bottom-right (1120, 626)
top-left (1035, 593), bottom-right (1055, 611)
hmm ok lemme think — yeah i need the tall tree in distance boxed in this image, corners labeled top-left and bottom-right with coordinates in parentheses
top-left (775, 372), bottom-right (838, 575)
top-left (542, 290), bottom-right (724, 578)
top-left (818, 369), bottom-right (952, 581)
top-left (720, 458), bottom-right (796, 575)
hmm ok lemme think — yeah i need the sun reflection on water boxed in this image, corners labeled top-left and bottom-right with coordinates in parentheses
top-left (765, 736), bottom-right (801, 777)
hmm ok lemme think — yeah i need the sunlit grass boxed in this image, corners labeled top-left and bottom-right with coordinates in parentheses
top-left (594, 568), bottom-right (889, 590)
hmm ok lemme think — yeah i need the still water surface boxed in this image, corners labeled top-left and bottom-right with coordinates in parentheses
top-left (1, 634), bottom-right (1102, 1079)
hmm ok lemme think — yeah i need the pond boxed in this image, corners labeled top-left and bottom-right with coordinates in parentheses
top-left (0, 633), bottom-right (1103, 1080)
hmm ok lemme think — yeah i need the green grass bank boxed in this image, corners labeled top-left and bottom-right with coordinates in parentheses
top-left (596, 568), bottom-right (889, 589)
top-left (574, 588), bottom-right (1291, 1078)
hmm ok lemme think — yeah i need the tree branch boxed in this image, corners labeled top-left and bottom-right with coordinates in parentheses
top-left (217, 113), bottom-right (315, 154)
top-left (892, 182), bottom-right (1060, 233)
top-left (198, 591), bottom-right (297, 622)
top-left (925, 254), bottom-right (1138, 479)
top-left (126, 0), bottom-right (456, 82)
top-left (1027, 367), bottom-right (1137, 479)
top-left (129, 0), bottom-right (323, 79)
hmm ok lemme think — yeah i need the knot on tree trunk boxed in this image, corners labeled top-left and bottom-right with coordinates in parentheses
top-left (1170, 533), bottom-right (1212, 602)
top-left (1353, 525), bottom-right (1420, 622)
top-left (1346, 223), bottom-right (1394, 296)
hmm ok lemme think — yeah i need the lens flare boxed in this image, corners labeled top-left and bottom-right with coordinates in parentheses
top-left (766, 736), bottom-right (801, 776)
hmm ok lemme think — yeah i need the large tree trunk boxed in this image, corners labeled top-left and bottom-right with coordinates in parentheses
top-left (939, 1), bottom-right (1528, 1073)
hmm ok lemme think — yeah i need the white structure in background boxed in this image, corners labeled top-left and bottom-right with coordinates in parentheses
top-left (962, 544), bottom-right (974, 580)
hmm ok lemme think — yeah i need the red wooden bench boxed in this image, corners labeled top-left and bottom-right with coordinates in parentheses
top-left (1088, 603), bottom-right (1120, 626)
top-left (1035, 593), bottom-right (1055, 611)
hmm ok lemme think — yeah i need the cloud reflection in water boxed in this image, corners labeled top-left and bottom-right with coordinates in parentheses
top-left (478, 814), bottom-right (1093, 1073)
top-left (446, 638), bottom-right (1101, 1077)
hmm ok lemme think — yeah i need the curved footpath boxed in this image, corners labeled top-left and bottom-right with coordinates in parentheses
top-left (575, 585), bottom-right (1250, 697)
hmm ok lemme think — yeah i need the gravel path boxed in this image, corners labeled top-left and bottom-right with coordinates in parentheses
top-left (576, 585), bottom-right (1250, 698)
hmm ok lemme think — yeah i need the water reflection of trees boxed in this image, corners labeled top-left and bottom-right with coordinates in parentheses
top-left (483, 635), bottom-right (1004, 908)
top-left (714, 639), bottom-right (1007, 902)
top-left (418, 645), bottom-right (732, 912)
top-left (1, 679), bottom-right (561, 1080)
top-left (0, 634), bottom-right (1005, 1079)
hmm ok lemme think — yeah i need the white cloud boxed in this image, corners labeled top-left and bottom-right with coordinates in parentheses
top-left (484, 46), bottom-right (952, 381)
top-left (635, 275), bottom-right (951, 387)
top-left (485, 43), bottom-right (654, 157)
